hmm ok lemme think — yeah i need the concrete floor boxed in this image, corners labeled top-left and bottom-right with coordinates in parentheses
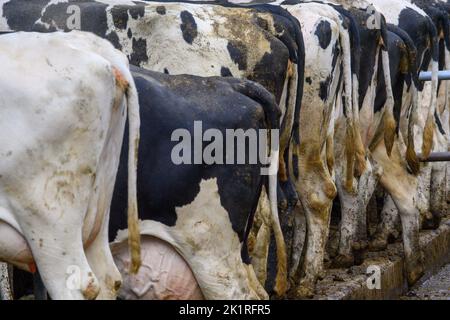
top-left (402, 264), bottom-right (450, 300)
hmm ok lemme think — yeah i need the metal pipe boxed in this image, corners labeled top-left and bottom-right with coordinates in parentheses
top-left (419, 152), bottom-right (450, 162)
top-left (419, 70), bottom-right (450, 81)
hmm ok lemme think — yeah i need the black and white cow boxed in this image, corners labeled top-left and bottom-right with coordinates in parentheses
top-left (362, 0), bottom-right (444, 285)
top-left (408, 0), bottom-right (449, 229)
top-left (371, 0), bottom-right (440, 158)
top-left (264, 0), bottom-right (431, 291)
top-left (213, 0), bottom-right (368, 297)
top-left (108, 66), bottom-right (281, 300)
top-left (0, 30), bottom-right (141, 300)
top-left (0, 0), bottom-right (303, 208)
top-left (307, 0), bottom-right (438, 287)
top-left (367, 23), bottom-right (420, 246)
top-left (0, 0), bottom-right (310, 295)
top-left (417, 0), bottom-right (450, 215)
top-left (295, 0), bottom-right (398, 269)
top-left (249, 0), bottom-right (367, 297)
top-left (362, 0), bottom-right (450, 260)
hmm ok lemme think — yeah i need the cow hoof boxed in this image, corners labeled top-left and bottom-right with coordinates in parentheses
top-left (368, 237), bottom-right (387, 252)
top-left (295, 281), bottom-right (315, 299)
top-left (352, 240), bottom-right (368, 251)
top-left (332, 254), bottom-right (354, 268)
top-left (317, 269), bottom-right (326, 280)
top-left (421, 213), bottom-right (441, 230)
top-left (406, 265), bottom-right (424, 286)
top-left (82, 276), bottom-right (100, 300)
top-left (114, 279), bottom-right (122, 292)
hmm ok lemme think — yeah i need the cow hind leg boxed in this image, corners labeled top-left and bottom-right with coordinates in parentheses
top-left (369, 195), bottom-right (401, 251)
top-left (391, 198), bottom-right (424, 285)
top-left (333, 159), bottom-right (380, 268)
top-left (372, 141), bottom-right (424, 286)
top-left (289, 204), bottom-right (306, 283)
top-left (84, 87), bottom-right (126, 300)
top-left (250, 187), bottom-right (272, 287)
top-left (16, 205), bottom-right (101, 300)
top-left (333, 182), bottom-right (359, 268)
top-left (415, 164), bottom-right (432, 229)
top-left (1, 201), bottom-right (103, 300)
top-left (85, 215), bottom-right (122, 300)
top-left (427, 160), bottom-right (446, 229)
top-left (293, 154), bottom-right (336, 298)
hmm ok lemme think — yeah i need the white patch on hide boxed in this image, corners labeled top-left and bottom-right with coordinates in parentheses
top-left (113, 178), bottom-right (266, 300)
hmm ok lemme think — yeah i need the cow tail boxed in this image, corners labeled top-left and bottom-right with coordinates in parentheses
top-left (407, 35), bottom-right (420, 174)
top-left (127, 77), bottom-right (142, 274)
top-left (422, 19), bottom-right (439, 158)
top-left (251, 4), bottom-right (305, 186)
top-left (268, 142), bottom-right (288, 297)
top-left (255, 90), bottom-right (287, 297)
top-left (260, 90), bottom-right (287, 297)
top-left (331, 6), bottom-right (366, 182)
top-left (339, 19), bottom-right (359, 192)
top-left (113, 66), bottom-right (141, 274)
top-left (340, 8), bottom-right (366, 179)
top-left (233, 80), bottom-right (287, 297)
top-left (380, 48), bottom-right (396, 156)
top-left (407, 83), bottom-right (420, 174)
top-left (379, 18), bottom-right (396, 157)
top-left (387, 24), bottom-right (420, 173)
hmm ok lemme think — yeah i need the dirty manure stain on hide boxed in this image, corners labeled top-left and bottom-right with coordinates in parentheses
top-left (227, 40), bottom-right (248, 71)
top-left (156, 6), bottom-right (166, 15)
top-left (180, 11), bottom-right (198, 45)
top-left (255, 16), bottom-right (269, 31)
top-left (315, 20), bottom-right (332, 49)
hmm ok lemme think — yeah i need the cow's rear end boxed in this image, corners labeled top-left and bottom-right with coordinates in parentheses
top-left (0, 31), bottom-right (140, 300)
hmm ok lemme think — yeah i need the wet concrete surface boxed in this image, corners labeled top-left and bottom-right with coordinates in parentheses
top-left (310, 215), bottom-right (450, 300)
top-left (402, 264), bottom-right (450, 300)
